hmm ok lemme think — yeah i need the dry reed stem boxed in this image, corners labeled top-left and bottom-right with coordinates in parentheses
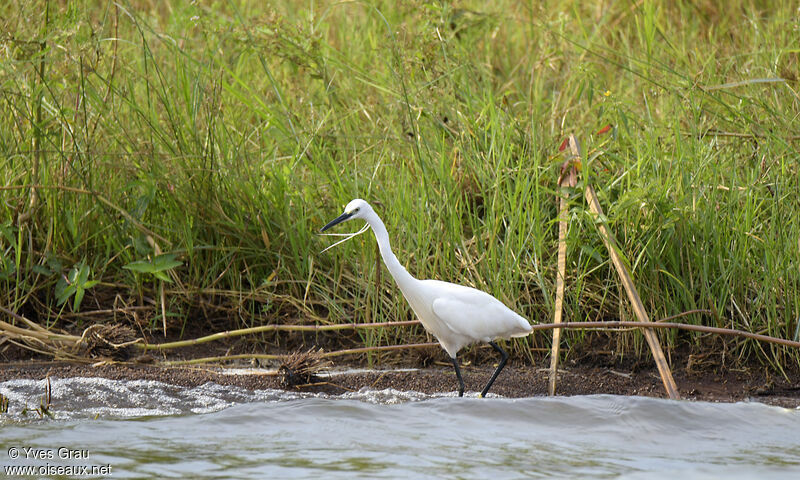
top-left (585, 184), bottom-right (681, 399)
top-left (162, 354), bottom-right (284, 366)
top-left (531, 321), bottom-right (800, 349)
top-left (160, 316), bottom-right (800, 371)
top-left (550, 139), bottom-right (579, 396)
top-left (0, 309), bottom-right (79, 344)
top-left (141, 320), bottom-right (422, 351)
top-left (5, 306), bottom-right (798, 370)
top-left (319, 342), bottom-right (438, 358)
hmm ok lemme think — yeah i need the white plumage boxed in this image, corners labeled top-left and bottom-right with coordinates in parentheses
top-left (321, 198), bottom-right (532, 397)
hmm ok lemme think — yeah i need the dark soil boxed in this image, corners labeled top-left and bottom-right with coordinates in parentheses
top-left (2, 347), bottom-right (799, 408)
top-left (2, 322), bottom-right (798, 407)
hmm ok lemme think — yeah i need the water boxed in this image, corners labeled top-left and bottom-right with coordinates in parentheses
top-left (2, 376), bottom-right (799, 479)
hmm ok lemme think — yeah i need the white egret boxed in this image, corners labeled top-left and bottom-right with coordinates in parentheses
top-left (321, 199), bottom-right (532, 397)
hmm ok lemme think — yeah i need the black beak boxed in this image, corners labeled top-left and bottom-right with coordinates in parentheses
top-left (320, 211), bottom-right (354, 232)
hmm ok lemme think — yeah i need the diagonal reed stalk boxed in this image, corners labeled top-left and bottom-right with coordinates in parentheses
top-left (569, 134), bottom-right (680, 399)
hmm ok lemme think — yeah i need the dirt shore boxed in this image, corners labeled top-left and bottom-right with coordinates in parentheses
top-left (2, 355), bottom-right (799, 408)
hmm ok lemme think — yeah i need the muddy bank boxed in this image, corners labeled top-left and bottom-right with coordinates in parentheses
top-left (2, 357), bottom-right (799, 408)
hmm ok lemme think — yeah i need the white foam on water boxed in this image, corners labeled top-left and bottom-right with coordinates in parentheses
top-left (339, 386), bottom-right (493, 404)
top-left (0, 377), bottom-right (308, 421)
top-left (0, 373), bottom-right (477, 421)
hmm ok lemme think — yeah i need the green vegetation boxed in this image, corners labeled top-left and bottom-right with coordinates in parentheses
top-left (1, 1), bottom-right (798, 367)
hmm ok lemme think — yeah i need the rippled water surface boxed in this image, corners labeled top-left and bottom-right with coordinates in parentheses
top-left (2, 376), bottom-right (799, 479)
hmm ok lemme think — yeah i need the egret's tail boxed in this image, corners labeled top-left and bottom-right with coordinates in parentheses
top-left (510, 319), bottom-right (533, 337)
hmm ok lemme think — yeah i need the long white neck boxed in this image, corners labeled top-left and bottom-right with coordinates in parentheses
top-left (363, 211), bottom-right (418, 292)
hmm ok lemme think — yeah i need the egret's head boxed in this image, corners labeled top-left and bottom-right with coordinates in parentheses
top-left (320, 199), bottom-right (372, 232)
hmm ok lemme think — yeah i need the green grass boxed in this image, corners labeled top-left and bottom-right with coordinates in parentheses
top-left (1, 0), bottom-right (798, 367)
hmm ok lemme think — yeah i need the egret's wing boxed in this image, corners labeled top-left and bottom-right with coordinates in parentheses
top-left (430, 283), bottom-right (530, 342)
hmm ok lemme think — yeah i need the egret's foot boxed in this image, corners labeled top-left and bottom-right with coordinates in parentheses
top-left (452, 356), bottom-right (465, 398)
top-left (480, 342), bottom-right (509, 397)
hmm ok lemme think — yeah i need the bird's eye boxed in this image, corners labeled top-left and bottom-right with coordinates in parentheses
top-left (353, 207), bottom-right (360, 212)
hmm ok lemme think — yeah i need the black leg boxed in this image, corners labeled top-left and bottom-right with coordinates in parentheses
top-left (480, 342), bottom-right (508, 398)
top-left (451, 356), bottom-right (465, 397)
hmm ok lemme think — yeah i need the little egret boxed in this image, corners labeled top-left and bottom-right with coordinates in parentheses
top-left (321, 199), bottom-right (532, 397)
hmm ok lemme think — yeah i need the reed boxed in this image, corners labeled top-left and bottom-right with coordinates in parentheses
top-left (1, 1), bottom-right (797, 368)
